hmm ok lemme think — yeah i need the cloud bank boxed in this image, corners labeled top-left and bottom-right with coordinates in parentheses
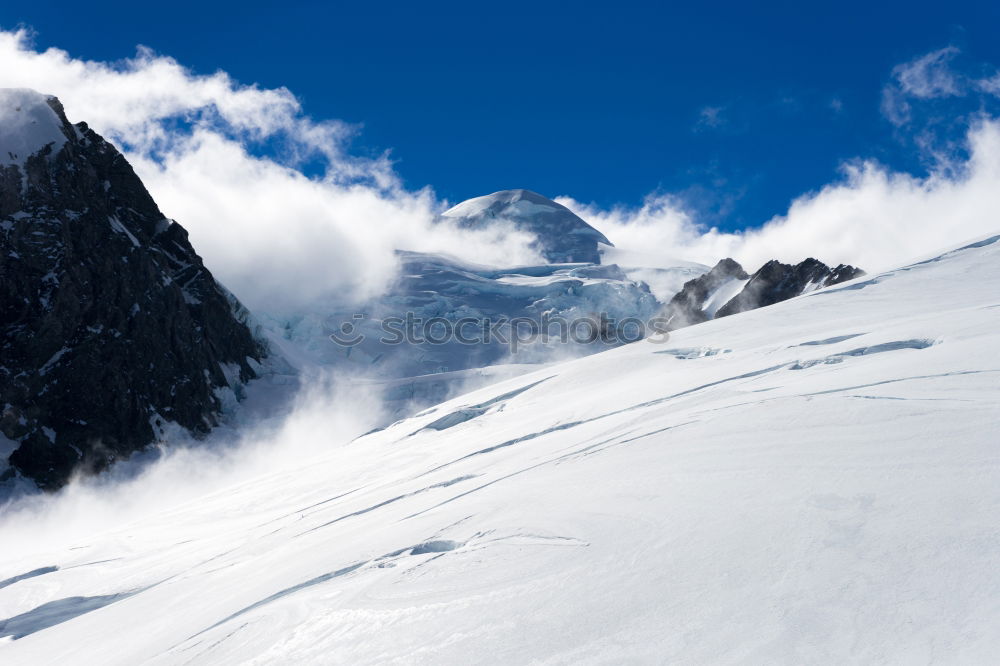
top-left (563, 116), bottom-right (1000, 273)
top-left (1, 30), bottom-right (999, 303)
top-left (0, 29), bottom-right (543, 313)
top-left (564, 46), bottom-right (1000, 274)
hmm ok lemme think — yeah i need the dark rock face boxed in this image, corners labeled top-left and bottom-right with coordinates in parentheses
top-left (662, 258), bottom-right (749, 330)
top-left (663, 256), bottom-right (864, 331)
top-left (0, 94), bottom-right (265, 490)
top-left (715, 259), bottom-right (866, 318)
top-left (442, 189), bottom-right (612, 264)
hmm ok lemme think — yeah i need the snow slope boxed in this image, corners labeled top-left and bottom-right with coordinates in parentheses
top-left (1, 234), bottom-right (999, 664)
top-left (702, 276), bottom-right (749, 318)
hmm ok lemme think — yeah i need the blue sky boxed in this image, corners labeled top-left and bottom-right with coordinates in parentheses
top-left (3, 0), bottom-right (999, 232)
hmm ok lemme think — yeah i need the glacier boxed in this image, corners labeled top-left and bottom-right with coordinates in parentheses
top-left (245, 192), bottom-right (711, 423)
top-left (1, 232), bottom-right (998, 663)
top-left (255, 248), bottom-right (689, 419)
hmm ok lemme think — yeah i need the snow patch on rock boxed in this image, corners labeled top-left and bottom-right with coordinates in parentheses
top-left (0, 89), bottom-right (68, 167)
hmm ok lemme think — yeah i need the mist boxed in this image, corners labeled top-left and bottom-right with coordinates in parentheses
top-left (0, 371), bottom-right (389, 562)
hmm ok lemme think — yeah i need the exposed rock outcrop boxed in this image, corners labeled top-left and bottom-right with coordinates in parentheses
top-left (661, 258), bottom-right (749, 329)
top-left (0, 89), bottom-right (265, 490)
top-left (663, 256), bottom-right (864, 331)
top-left (715, 258), bottom-right (865, 318)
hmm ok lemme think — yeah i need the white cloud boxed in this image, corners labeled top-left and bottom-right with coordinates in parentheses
top-left (881, 46), bottom-right (1000, 129)
top-left (977, 72), bottom-right (1000, 96)
top-left (566, 47), bottom-right (1000, 275)
top-left (696, 105), bottom-right (726, 129)
top-left (894, 46), bottom-right (963, 99)
top-left (562, 117), bottom-right (1000, 274)
top-left (2, 30), bottom-right (999, 307)
top-left (0, 29), bottom-right (543, 313)
top-left (880, 85), bottom-right (912, 127)
top-left (126, 130), bottom-right (541, 310)
top-left (881, 47), bottom-right (964, 127)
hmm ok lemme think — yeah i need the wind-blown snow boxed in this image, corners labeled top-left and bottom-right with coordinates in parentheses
top-left (598, 246), bottom-right (710, 301)
top-left (0, 89), bottom-right (67, 167)
top-left (1, 234), bottom-right (999, 663)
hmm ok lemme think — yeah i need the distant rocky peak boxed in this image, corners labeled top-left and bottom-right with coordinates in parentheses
top-left (715, 257), bottom-right (865, 318)
top-left (706, 258), bottom-right (750, 282)
top-left (442, 189), bottom-right (612, 264)
top-left (663, 256), bottom-right (865, 330)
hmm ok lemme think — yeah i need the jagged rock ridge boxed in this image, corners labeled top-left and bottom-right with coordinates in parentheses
top-left (0, 89), bottom-right (265, 490)
top-left (664, 256), bottom-right (865, 330)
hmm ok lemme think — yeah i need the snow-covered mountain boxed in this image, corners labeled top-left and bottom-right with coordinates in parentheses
top-left (261, 191), bottom-right (696, 415)
top-left (0, 84), bottom-right (867, 495)
top-left (0, 90), bottom-right (265, 490)
top-left (1, 232), bottom-right (997, 663)
top-left (442, 189), bottom-right (612, 263)
top-left (0, 91), bottom-right (705, 491)
top-left (0, 108), bottom-right (866, 493)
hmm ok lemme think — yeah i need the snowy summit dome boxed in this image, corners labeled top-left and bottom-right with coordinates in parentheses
top-left (0, 88), bottom-right (70, 167)
top-left (443, 189), bottom-right (612, 264)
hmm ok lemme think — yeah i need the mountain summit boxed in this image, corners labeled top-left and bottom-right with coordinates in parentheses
top-left (442, 189), bottom-right (612, 264)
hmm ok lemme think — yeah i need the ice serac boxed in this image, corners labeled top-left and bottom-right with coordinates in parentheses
top-left (442, 189), bottom-right (612, 264)
top-left (663, 256), bottom-right (865, 330)
top-left (0, 90), bottom-right (266, 491)
top-left (273, 250), bottom-right (660, 415)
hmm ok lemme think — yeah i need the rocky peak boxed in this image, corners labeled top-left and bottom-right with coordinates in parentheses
top-left (0, 90), bottom-right (266, 491)
top-left (715, 258), bottom-right (865, 318)
top-left (662, 258), bottom-right (750, 329)
top-left (441, 189), bottom-right (612, 264)
top-left (663, 256), bottom-right (865, 331)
